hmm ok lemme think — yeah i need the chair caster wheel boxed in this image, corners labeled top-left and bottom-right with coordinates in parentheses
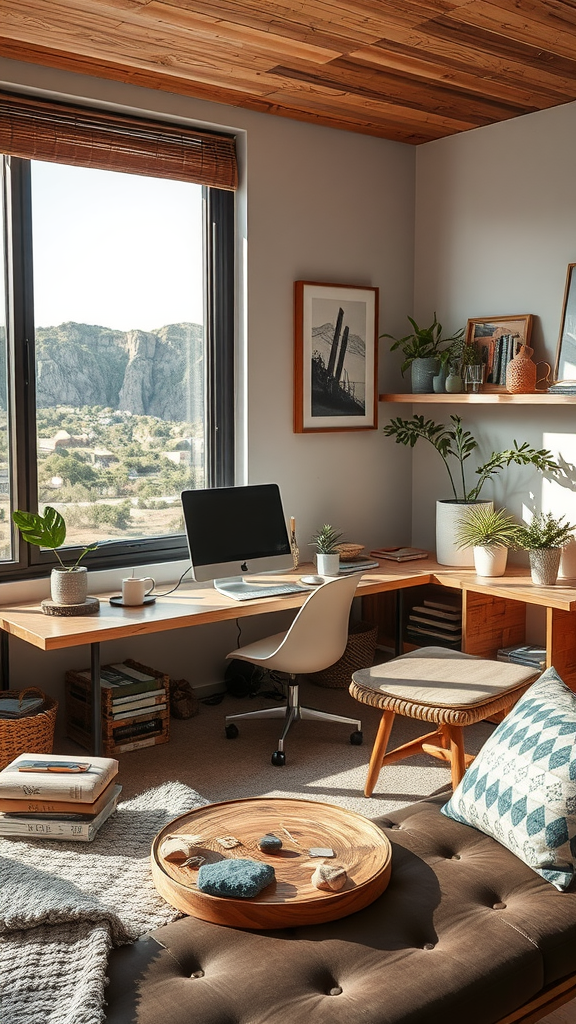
top-left (350, 730), bottom-right (363, 745)
top-left (225, 724), bottom-right (239, 739)
top-left (271, 750), bottom-right (286, 766)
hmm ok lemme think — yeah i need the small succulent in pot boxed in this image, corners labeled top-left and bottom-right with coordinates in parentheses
top-left (455, 506), bottom-right (520, 550)
top-left (310, 524), bottom-right (343, 554)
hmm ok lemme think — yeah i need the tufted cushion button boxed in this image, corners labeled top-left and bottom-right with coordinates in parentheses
top-left (390, 824), bottom-right (401, 830)
top-left (329, 987), bottom-right (343, 996)
top-left (493, 902), bottom-right (507, 911)
top-left (452, 854), bottom-right (461, 860)
top-left (423, 943), bottom-right (435, 950)
top-left (190, 970), bottom-right (205, 978)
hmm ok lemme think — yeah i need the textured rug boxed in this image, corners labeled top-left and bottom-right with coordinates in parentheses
top-left (0, 781), bottom-right (207, 1024)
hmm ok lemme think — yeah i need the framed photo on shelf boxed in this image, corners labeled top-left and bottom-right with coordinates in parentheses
top-left (294, 281), bottom-right (378, 433)
top-left (555, 263), bottom-right (576, 383)
top-left (465, 314), bottom-right (533, 387)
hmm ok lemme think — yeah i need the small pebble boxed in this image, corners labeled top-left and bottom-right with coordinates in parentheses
top-left (311, 863), bottom-right (348, 892)
top-left (258, 833), bottom-right (283, 852)
top-left (216, 835), bottom-right (241, 849)
top-left (160, 836), bottom-right (198, 863)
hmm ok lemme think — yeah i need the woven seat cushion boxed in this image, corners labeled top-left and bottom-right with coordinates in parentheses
top-left (351, 647), bottom-right (537, 709)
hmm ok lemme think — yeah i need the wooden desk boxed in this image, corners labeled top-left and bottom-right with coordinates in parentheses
top-left (1, 559), bottom-right (575, 754)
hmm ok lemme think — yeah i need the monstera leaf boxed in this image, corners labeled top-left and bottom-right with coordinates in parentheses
top-left (12, 506), bottom-right (67, 550)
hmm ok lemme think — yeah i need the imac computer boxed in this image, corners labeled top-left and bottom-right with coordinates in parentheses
top-left (181, 484), bottom-right (304, 600)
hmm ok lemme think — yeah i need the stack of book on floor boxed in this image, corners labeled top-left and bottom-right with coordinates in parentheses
top-left (496, 644), bottom-right (546, 671)
top-left (0, 752), bottom-right (120, 841)
top-left (406, 598), bottom-right (462, 649)
top-left (65, 660), bottom-right (170, 756)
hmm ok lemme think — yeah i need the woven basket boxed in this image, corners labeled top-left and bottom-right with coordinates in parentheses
top-left (0, 687), bottom-right (58, 771)
top-left (309, 621), bottom-right (378, 689)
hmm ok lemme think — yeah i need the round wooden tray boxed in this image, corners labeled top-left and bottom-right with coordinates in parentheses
top-left (151, 796), bottom-right (392, 929)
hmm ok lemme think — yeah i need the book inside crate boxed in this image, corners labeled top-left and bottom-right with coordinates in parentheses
top-left (65, 659), bottom-right (170, 757)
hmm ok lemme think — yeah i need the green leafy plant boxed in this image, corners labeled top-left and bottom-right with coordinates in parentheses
top-left (12, 506), bottom-right (97, 569)
top-left (380, 313), bottom-right (465, 376)
top-left (455, 506), bottom-right (520, 549)
top-left (383, 414), bottom-right (560, 502)
top-left (310, 524), bottom-right (343, 554)
top-left (514, 512), bottom-right (575, 551)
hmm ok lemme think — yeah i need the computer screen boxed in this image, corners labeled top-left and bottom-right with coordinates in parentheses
top-left (181, 484), bottom-right (293, 593)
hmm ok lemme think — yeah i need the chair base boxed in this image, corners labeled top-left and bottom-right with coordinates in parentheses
top-left (225, 679), bottom-right (362, 762)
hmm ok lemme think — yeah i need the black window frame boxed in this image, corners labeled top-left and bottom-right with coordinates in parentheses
top-left (1, 154), bottom-right (235, 581)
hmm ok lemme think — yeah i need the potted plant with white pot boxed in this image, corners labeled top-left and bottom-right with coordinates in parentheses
top-left (13, 506), bottom-right (97, 608)
top-left (380, 313), bottom-right (465, 394)
top-left (383, 414), bottom-right (560, 566)
top-left (310, 524), bottom-right (342, 576)
top-left (514, 512), bottom-right (575, 587)
top-left (455, 505), bottom-right (520, 577)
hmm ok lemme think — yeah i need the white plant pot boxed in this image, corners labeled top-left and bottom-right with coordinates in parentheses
top-left (50, 566), bottom-right (88, 605)
top-left (559, 534), bottom-right (576, 580)
top-left (316, 553), bottom-right (340, 576)
top-left (436, 500), bottom-right (493, 567)
top-left (473, 544), bottom-right (508, 577)
top-left (528, 548), bottom-right (561, 587)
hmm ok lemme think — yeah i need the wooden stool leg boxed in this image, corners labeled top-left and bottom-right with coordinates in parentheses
top-left (443, 724), bottom-right (466, 789)
top-left (364, 710), bottom-right (395, 797)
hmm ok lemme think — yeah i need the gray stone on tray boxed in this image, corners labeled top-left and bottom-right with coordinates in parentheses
top-left (258, 833), bottom-right (283, 852)
top-left (197, 858), bottom-right (275, 898)
top-left (311, 863), bottom-right (348, 892)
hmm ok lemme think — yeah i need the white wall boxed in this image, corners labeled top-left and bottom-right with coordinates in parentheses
top-left (0, 61), bottom-right (415, 710)
top-left (412, 102), bottom-right (576, 555)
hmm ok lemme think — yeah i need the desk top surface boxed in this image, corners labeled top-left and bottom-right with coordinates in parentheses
top-left (1, 559), bottom-right (575, 651)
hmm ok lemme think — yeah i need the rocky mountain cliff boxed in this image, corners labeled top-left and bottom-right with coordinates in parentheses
top-left (33, 322), bottom-right (204, 421)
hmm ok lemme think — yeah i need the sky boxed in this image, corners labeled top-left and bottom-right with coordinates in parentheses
top-left (31, 161), bottom-right (204, 332)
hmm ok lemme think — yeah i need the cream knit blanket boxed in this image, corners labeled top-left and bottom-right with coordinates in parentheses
top-left (0, 781), bottom-right (207, 1024)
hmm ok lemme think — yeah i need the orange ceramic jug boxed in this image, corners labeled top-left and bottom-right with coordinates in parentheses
top-left (506, 345), bottom-right (550, 394)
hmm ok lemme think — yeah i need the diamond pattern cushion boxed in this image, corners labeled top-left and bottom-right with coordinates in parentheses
top-left (442, 667), bottom-right (576, 890)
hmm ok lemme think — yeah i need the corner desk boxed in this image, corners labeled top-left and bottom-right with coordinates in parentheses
top-left (1, 557), bottom-right (575, 754)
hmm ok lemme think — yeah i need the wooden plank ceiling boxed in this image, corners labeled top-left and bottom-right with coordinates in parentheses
top-left (2, 1), bottom-right (576, 144)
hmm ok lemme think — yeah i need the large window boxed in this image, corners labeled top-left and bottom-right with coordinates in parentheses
top-left (0, 95), bottom-right (236, 579)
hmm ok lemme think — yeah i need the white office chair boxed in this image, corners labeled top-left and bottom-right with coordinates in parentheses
top-left (224, 573), bottom-right (364, 765)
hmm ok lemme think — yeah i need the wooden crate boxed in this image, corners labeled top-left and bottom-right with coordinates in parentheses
top-left (65, 659), bottom-right (170, 756)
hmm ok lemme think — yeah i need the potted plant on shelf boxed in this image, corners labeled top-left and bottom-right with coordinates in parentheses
top-left (13, 506), bottom-right (97, 607)
top-left (514, 512), bottom-right (575, 587)
top-left (310, 524), bottom-right (343, 576)
top-left (381, 313), bottom-right (465, 394)
top-left (455, 505), bottom-right (520, 577)
top-left (383, 413), bottom-right (560, 566)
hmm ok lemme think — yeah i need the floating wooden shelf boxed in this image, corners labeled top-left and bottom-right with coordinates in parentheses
top-left (379, 392), bottom-right (574, 404)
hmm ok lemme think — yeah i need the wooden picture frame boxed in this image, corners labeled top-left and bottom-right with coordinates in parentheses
top-left (465, 314), bottom-right (533, 388)
top-left (294, 281), bottom-right (378, 433)
top-left (555, 264), bottom-right (576, 383)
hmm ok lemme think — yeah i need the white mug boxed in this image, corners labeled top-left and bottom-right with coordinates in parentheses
top-left (121, 577), bottom-right (155, 606)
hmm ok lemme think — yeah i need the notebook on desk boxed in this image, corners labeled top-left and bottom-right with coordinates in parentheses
top-left (370, 547), bottom-right (429, 562)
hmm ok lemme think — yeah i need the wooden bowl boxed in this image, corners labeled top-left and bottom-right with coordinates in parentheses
top-left (336, 543), bottom-right (365, 561)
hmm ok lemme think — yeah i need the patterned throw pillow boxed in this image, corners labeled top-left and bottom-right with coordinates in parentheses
top-left (442, 667), bottom-right (576, 890)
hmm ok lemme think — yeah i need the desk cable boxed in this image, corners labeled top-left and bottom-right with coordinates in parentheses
top-left (150, 565), bottom-right (192, 598)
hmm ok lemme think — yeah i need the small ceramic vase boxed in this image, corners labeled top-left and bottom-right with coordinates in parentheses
top-left (411, 357), bottom-right (439, 394)
top-left (445, 372), bottom-right (463, 394)
top-left (432, 364), bottom-right (447, 393)
top-left (506, 345), bottom-right (551, 394)
top-left (316, 553), bottom-right (340, 576)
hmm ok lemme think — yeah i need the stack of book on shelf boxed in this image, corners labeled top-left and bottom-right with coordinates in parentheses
top-left (546, 381), bottom-right (576, 395)
top-left (0, 752), bottom-right (120, 842)
top-left (370, 547), bottom-right (429, 562)
top-left (406, 598), bottom-right (462, 649)
top-left (496, 644), bottom-right (546, 671)
top-left (65, 660), bottom-right (170, 756)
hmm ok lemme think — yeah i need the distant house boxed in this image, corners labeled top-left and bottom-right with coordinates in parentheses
top-left (37, 429), bottom-right (90, 452)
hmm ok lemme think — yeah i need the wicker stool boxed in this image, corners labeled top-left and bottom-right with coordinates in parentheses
top-left (350, 646), bottom-right (539, 795)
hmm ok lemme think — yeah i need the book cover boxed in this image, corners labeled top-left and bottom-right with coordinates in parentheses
top-left (0, 780), bottom-right (121, 817)
top-left (112, 715), bottom-right (164, 742)
top-left (75, 662), bottom-right (159, 696)
top-left (411, 604), bottom-right (461, 622)
top-left (423, 599), bottom-right (461, 614)
top-left (338, 559), bottom-right (380, 574)
top-left (112, 734), bottom-right (164, 755)
top-left (0, 696), bottom-right (45, 719)
top-left (407, 624), bottom-right (462, 643)
top-left (0, 787), bottom-right (120, 841)
top-left (373, 547), bottom-right (428, 562)
top-left (0, 753), bottom-right (118, 802)
top-left (409, 614), bottom-right (461, 632)
top-left (111, 687), bottom-right (166, 709)
top-left (112, 701), bottom-right (167, 721)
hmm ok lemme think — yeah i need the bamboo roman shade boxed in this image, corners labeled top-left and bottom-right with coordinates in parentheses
top-left (0, 91), bottom-right (238, 190)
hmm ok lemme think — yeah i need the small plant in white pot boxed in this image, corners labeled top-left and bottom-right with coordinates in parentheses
top-left (13, 506), bottom-right (97, 607)
top-left (514, 512), bottom-right (575, 587)
top-left (310, 524), bottom-right (342, 576)
top-left (455, 505), bottom-right (519, 577)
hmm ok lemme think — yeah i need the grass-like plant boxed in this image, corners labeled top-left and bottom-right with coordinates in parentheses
top-left (514, 512), bottom-right (575, 551)
top-left (12, 506), bottom-right (97, 569)
top-left (383, 413), bottom-right (560, 502)
top-left (310, 524), bottom-right (343, 554)
top-left (455, 506), bottom-right (520, 550)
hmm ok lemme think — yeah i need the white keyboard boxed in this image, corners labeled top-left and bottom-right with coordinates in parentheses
top-left (223, 582), bottom-right (308, 602)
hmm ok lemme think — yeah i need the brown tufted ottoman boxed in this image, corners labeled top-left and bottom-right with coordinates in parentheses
top-left (105, 793), bottom-right (576, 1024)
top-left (350, 647), bottom-right (538, 795)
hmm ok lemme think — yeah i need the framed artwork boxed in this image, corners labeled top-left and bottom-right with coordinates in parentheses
top-left (465, 314), bottom-right (533, 387)
top-left (294, 281), bottom-right (379, 433)
top-left (555, 264), bottom-right (576, 383)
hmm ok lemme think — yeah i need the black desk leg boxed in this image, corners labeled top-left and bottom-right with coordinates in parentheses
top-left (91, 642), bottom-right (102, 756)
top-left (395, 590), bottom-right (404, 657)
top-left (0, 629), bottom-right (9, 690)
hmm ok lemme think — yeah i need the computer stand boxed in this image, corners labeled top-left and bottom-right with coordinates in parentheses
top-left (225, 674), bottom-right (363, 766)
